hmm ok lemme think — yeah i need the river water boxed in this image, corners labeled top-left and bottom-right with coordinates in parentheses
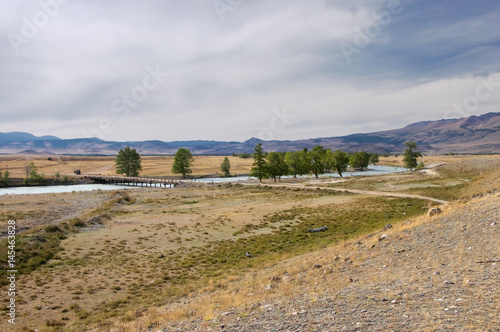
top-left (0, 165), bottom-right (405, 196)
top-left (196, 165), bottom-right (406, 183)
top-left (0, 184), bottom-right (133, 196)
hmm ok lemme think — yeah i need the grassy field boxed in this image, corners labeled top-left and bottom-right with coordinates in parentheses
top-left (0, 155), bottom-right (499, 331)
top-left (0, 187), bottom-right (428, 331)
top-left (0, 155), bottom-right (254, 179)
top-left (1, 153), bottom-right (496, 179)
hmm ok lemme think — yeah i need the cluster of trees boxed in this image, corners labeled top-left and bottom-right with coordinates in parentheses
top-left (1, 163), bottom-right (71, 187)
top-left (24, 162), bottom-right (45, 185)
top-left (235, 152), bottom-right (397, 159)
top-left (115, 142), bottom-right (422, 180)
top-left (232, 152), bottom-right (252, 159)
top-left (249, 143), bottom-right (383, 182)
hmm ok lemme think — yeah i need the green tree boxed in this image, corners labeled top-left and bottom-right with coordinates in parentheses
top-left (349, 151), bottom-right (370, 170)
top-left (403, 142), bottom-right (422, 171)
top-left (250, 143), bottom-right (267, 182)
top-left (54, 171), bottom-right (61, 182)
top-left (309, 145), bottom-right (326, 178)
top-left (267, 152), bottom-right (288, 182)
top-left (369, 153), bottom-right (379, 165)
top-left (325, 149), bottom-right (350, 177)
top-left (284, 149), bottom-right (310, 178)
top-left (220, 157), bottom-right (231, 177)
top-left (115, 146), bottom-right (142, 176)
top-left (172, 148), bottom-right (194, 178)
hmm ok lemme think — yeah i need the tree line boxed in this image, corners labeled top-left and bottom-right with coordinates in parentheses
top-left (249, 143), bottom-right (382, 182)
top-left (114, 142), bottom-right (422, 179)
top-left (251, 142), bottom-right (422, 182)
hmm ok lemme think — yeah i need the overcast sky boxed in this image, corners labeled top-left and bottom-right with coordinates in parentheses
top-left (1, 0), bottom-right (499, 142)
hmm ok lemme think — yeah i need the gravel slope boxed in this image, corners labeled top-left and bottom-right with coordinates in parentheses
top-left (160, 193), bottom-right (499, 332)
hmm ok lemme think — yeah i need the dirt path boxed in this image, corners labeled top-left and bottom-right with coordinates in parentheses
top-left (417, 163), bottom-right (445, 176)
top-left (244, 182), bottom-right (450, 205)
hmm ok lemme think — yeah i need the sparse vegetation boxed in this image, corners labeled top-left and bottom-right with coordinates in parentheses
top-left (24, 162), bottom-right (45, 185)
top-left (1, 155), bottom-right (498, 331)
top-left (0, 170), bottom-right (9, 186)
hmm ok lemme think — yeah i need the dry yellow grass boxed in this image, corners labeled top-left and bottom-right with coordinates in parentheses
top-left (0, 155), bottom-right (253, 178)
top-left (377, 154), bottom-right (499, 167)
top-left (1, 153), bottom-right (493, 179)
top-left (1, 185), bottom-right (361, 331)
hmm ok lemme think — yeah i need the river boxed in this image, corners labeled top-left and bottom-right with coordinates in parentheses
top-left (196, 165), bottom-right (406, 183)
top-left (0, 165), bottom-right (405, 196)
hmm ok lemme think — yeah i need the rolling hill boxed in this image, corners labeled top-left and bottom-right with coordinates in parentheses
top-left (0, 113), bottom-right (499, 155)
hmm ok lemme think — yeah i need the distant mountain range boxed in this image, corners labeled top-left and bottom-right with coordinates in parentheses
top-left (1, 113), bottom-right (499, 155)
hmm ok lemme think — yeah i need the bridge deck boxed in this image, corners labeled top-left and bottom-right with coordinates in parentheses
top-left (83, 175), bottom-right (189, 187)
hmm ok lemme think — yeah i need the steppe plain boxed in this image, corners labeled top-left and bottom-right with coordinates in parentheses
top-left (0, 155), bottom-right (498, 331)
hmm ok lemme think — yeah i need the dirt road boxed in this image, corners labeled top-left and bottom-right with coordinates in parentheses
top-left (245, 182), bottom-right (450, 205)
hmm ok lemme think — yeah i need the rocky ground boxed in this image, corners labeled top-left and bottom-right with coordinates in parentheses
top-left (156, 193), bottom-right (499, 332)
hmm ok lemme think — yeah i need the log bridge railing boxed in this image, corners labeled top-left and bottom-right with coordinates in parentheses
top-left (83, 175), bottom-right (191, 188)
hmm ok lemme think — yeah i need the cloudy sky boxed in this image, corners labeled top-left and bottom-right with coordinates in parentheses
top-left (1, 0), bottom-right (499, 142)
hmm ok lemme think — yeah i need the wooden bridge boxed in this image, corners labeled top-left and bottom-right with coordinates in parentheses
top-left (82, 175), bottom-right (192, 188)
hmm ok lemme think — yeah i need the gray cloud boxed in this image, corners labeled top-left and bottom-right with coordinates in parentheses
top-left (1, 0), bottom-right (499, 142)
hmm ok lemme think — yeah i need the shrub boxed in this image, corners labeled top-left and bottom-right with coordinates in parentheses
top-left (415, 162), bottom-right (425, 171)
top-left (69, 218), bottom-right (85, 228)
top-left (45, 225), bottom-right (62, 233)
top-left (45, 319), bottom-right (65, 327)
top-left (0, 170), bottom-right (9, 187)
